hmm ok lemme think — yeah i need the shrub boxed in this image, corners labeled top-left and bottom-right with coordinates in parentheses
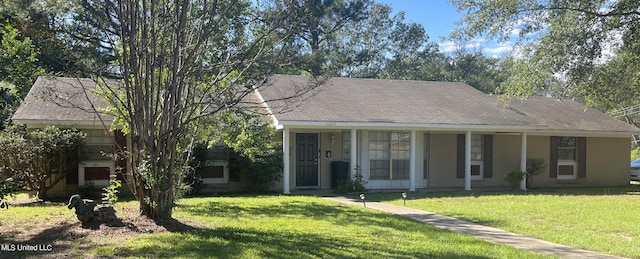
top-left (0, 126), bottom-right (85, 200)
top-left (525, 158), bottom-right (547, 188)
top-left (504, 171), bottom-right (525, 190)
top-left (102, 178), bottom-right (122, 206)
top-left (0, 176), bottom-right (14, 209)
top-left (335, 166), bottom-right (367, 194)
top-left (235, 148), bottom-right (283, 191)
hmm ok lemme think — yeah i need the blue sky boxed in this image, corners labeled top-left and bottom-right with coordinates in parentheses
top-left (375, 0), bottom-right (515, 57)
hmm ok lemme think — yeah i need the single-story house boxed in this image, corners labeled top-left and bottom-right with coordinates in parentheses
top-left (11, 75), bottom-right (640, 196)
top-left (256, 75), bottom-right (639, 193)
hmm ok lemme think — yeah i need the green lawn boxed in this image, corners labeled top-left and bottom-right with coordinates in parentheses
top-left (365, 187), bottom-right (640, 258)
top-left (0, 196), bottom-right (543, 258)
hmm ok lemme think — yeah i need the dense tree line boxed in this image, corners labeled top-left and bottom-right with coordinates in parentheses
top-left (0, 0), bottom-right (567, 219)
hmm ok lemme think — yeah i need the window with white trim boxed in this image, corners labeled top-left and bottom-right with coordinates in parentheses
top-left (342, 131), bottom-right (351, 162)
top-left (556, 136), bottom-right (578, 179)
top-left (471, 134), bottom-right (483, 161)
top-left (470, 134), bottom-right (483, 179)
top-left (80, 129), bottom-right (114, 160)
top-left (558, 137), bottom-right (576, 161)
top-left (369, 131), bottom-right (410, 180)
top-left (424, 133), bottom-right (429, 179)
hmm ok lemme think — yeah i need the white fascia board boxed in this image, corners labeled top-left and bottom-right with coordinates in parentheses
top-left (252, 89), bottom-right (281, 129)
top-left (525, 130), bottom-right (638, 138)
top-left (276, 120), bottom-right (540, 132)
top-left (275, 120), bottom-right (638, 137)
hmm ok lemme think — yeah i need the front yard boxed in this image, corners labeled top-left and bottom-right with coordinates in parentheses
top-left (0, 194), bottom-right (548, 258)
top-left (366, 186), bottom-right (640, 258)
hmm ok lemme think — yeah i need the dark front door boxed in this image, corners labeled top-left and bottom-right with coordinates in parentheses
top-left (296, 133), bottom-right (319, 187)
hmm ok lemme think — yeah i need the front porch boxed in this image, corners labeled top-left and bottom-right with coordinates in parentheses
top-left (280, 128), bottom-right (529, 194)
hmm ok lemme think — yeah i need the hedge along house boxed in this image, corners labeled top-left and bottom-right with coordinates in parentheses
top-left (255, 75), bottom-right (640, 193)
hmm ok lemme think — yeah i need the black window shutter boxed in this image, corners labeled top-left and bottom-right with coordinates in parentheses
top-left (456, 134), bottom-right (465, 178)
top-left (484, 135), bottom-right (493, 178)
top-left (549, 136), bottom-right (558, 178)
top-left (578, 137), bottom-right (587, 178)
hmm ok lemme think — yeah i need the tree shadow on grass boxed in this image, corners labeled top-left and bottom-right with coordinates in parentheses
top-left (0, 222), bottom-right (83, 259)
top-left (159, 199), bottom-right (525, 258)
top-left (177, 199), bottom-right (429, 232)
top-left (155, 218), bottom-right (201, 233)
top-left (114, 223), bottom-right (498, 259)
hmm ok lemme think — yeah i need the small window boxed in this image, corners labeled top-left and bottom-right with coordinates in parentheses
top-left (471, 134), bottom-right (483, 161)
top-left (343, 131), bottom-right (351, 162)
top-left (209, 144), bottom-right (229, 161)
top-left (424, 133), bottom-right (429, 179)
top-left (558, 137), bottom-right (576, 161)
top-left (80, 129), bottom-right (115, 160)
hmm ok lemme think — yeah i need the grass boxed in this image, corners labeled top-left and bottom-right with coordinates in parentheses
top-left (365, 187), bottom-right (640, 258)
top-left (1, 194), bottom-right (551, 258)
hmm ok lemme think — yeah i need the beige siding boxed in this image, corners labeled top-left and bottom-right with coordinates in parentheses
top-left (485, 135), bottom-right (520, 186)
top-left (584, 137), bottom-right (629, 186)
top-left (524, 136), bottom-right (629, 188)
top-left (427, 133), bottom-right (459, 187)
top-left (526, 136), bottom-right (552, 187)
top-left (319, 131), bottom-right (344, 190)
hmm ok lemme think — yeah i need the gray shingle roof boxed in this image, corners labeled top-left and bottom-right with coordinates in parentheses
top-left (258, 75), bottom-right (639, 134)
top-left (504, 97), bottom-right (639, 133)
top-left (12, 76), bottom-right (113, 124)
top-left (13, 75), bottom-right (640, 134)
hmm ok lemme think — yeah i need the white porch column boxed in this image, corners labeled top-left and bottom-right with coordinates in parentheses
top-left (283, 128), bottom-right (291, 194)
top-left (409, 130), bottom-right (416, 191)
top-left (465, 131), bottom-right (472, 191)
top-left (350, 129), bottom-right (357, 176)
top-left (520, 132), bottom-right (528, 190)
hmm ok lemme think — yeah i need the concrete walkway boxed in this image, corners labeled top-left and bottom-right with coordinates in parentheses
top-left (325, 196), bottom-right (626, 259)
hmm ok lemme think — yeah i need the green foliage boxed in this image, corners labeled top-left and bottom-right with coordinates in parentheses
top-left (270, 0), bottom-right (372, 75)
top-left (0, 23), bottom-right (43, 129)
top-left (0, 23), bottom-right (42, 96)
top-left (504, 171), bottom-right (525, 190)
top-left (335, 166), bottom-right (367, 194)
top-left (525, 158), bottom-right (547, 188)
top-left (231, 147), bottom-right (283, 191)
top-left (0, 126), bottom-right (85, 200)
top-left (632, 148), bottom-right (640, 161)
top-left (102, 178), bottom-right (121, 206)
top-left (0, 175), bottom-right (14, 209)
top-left (452, 0), bottom-right (640, 108)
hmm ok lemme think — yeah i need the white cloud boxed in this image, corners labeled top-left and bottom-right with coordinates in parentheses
top-left (483, 42), bottom-right (513, 56)
top-left (438, 37), bottom-right (488, 53)
top-left (438, 41), bottom-right (457, 53)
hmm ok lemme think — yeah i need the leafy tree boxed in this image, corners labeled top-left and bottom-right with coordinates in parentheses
top-left (451, 0), bottom-right (640, 105)
top-left (269, 0), bottom-right (372, 75)
top-left (0, 126), bottom-right (84, 200)
top-left (75, 0), bottom-right (331, 220)
top-left (0, 0), bottom-right (113, 77)
top-left (0, 23), bottom-right (44, 129)
top-left (443, 51), bottom-right (508, 94)
top-left (576, 29), bottom-right (640, 129)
